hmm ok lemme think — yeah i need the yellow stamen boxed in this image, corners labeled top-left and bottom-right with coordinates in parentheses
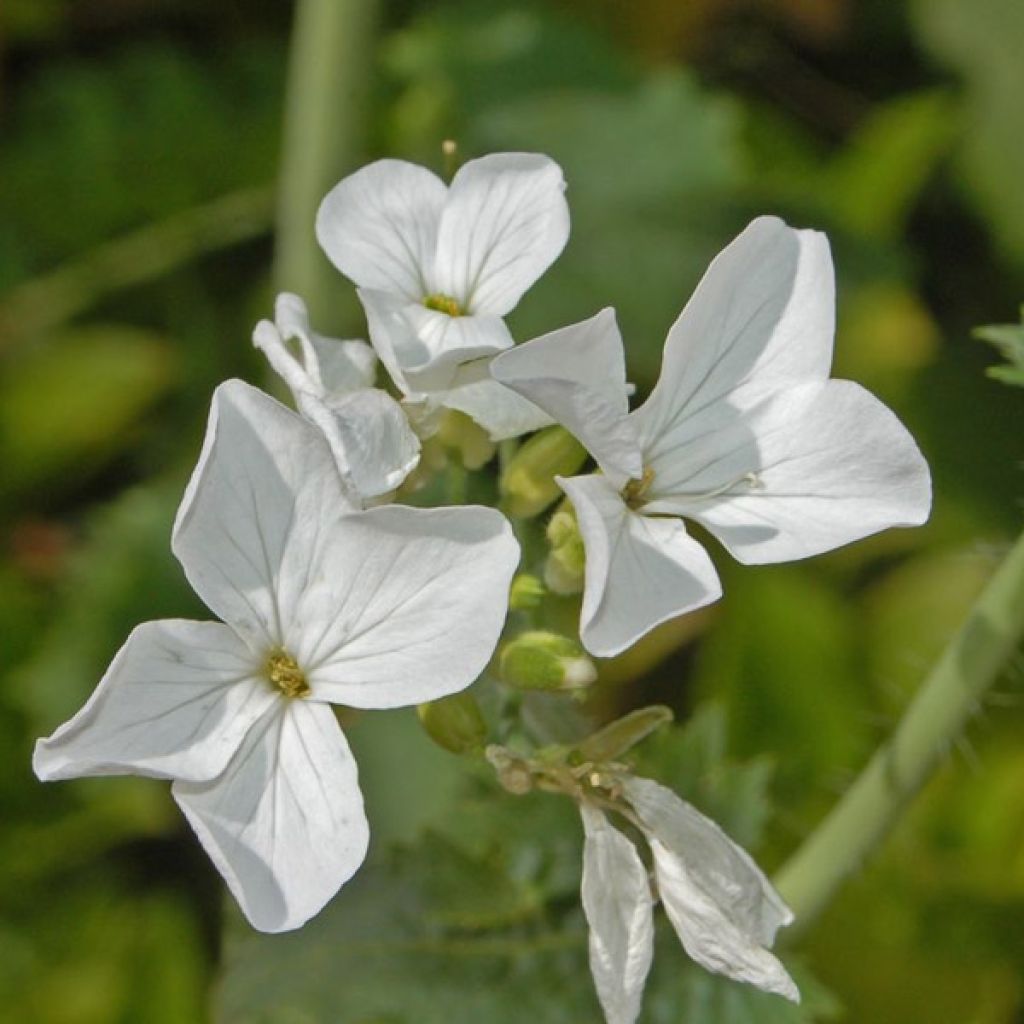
top-left (266, 650), bottom-right (309, 699)
top-left (423, 293), bottom-right (463, 317)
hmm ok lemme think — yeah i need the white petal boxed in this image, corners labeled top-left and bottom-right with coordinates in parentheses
top-left (299, 387), bottom-right (420, 499)
top-left (621, 777), bottom-right (798, 1002)
top-left (174, 699), bottom-right (369, 933)
top-left (632, 217), bottom-right (834, 452)
top-left (642, 379), bottom-right (932, 563)
top-left (433, 153), bottom-right (570, 315)
top-left (558, 475), bottom-right (722, 658)
top-left (252, 318), bottom-right (316, 400)
top-left (492, 309), bottom-right (642, 485)
top-left (33, 620), bottom-right (275, 783)
top-left (172, 380), bottom-right (357, 646)
top-left (440, 376), bottom-right (552, 441)
top-left (296, 505), bottom-right (519, 708)
top-left (580, 803), bottom-right (654, 1024)
top-left (316, 159), bottom-right (446, 300)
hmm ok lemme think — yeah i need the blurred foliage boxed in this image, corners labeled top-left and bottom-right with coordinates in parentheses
top-left (975, 307), bottom-right (1024, 387)
top-left (1, 0), bottom-right (1023, 1022)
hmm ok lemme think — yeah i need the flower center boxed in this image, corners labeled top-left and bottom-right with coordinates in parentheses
top-left (423, 293), bottom-right (463, 317)
top-left (622, 466), bottom-right (655, 510)
top-left (266, 649), bottom-right (310, 699)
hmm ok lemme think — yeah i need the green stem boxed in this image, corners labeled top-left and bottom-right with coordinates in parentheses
top-left (274, 0), bottom-right (380, 324)
top-left (776, 528), bottom-right (1024, 937)
top-left (0, 186), bottom-right (273, 348)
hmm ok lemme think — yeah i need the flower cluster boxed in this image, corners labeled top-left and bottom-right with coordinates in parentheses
top-left (34, 152), bottom-right (930, 1016)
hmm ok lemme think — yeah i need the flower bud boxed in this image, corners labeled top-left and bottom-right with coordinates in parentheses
top-left (499, 630), bottom-right (597, 692)
top-left (499, 427), bottom-right (587, 518)
top-left (436, 409), bottom-right (496, 469)
top-left (417, 692), bottom-right (487, 754)
top-left (576, 705), bottom-right (673, 763)
top-left (545, 500), bottom-right (585, 595)
top-left (509, 573), bottom-right (546, 611)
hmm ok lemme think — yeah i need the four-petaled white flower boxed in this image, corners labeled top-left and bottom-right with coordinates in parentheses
top-left (581, 776), bottom-right (798, 1024)
top-left (252, 291), bottom-right (420, 503)
top-left (493, 216), bottom-right (932, 656)
top-left (33, 379), bottom-right (519, 932)
top-left (315, 152), bottom-right (569, 440)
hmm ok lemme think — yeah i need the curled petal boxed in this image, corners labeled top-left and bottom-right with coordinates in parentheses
top-left (633, 217), bottom-right (834, 453)
top-left (174, 700), bottom-right (369, 932)
top-left (33, 620), bottom-right (274, 784)
top-left (493, 309), bottom-right (642, 485)
top-left (316, 159), bottom-right (447, 300)
top-left (580, 804), bottom-right (654, 1024)
top-left (434, 153), bottom-right (570, 316)
top-left (622, 777), bottom-right (798, 1002)
top-left (558, 474), bottom-right (721, 658)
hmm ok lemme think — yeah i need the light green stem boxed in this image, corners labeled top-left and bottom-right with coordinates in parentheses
top-left (776, 528), bottom-right (1024, 937)
top-left (0, 186), bottom-right (273, 348)
top-left (274, 0), bottom-right (379, 324)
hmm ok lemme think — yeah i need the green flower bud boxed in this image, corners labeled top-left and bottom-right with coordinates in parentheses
top-left (417, 692), bottom-right (487, 754)
top-left (545, 500), bottom-right (585, 595)
top-left (509, 573), bottom-right (546, 611)
top-left (499, 427), bottom-right (587, 518)
top-left (499, 630), bottom-right (597, 692)
top-left (436, 409), bottom-right (496, 469)
top-left (576, 705), bottom-right (673, 763)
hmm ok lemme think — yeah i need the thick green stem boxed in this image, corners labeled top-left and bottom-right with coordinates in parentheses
top-left (776, 529), bottom-right (1024, 937)
top-left (274, 0), bottom-right (379, 324)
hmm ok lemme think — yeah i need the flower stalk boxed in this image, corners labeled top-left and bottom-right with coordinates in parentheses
top-left (776, 527), bottom-right (1024, 936)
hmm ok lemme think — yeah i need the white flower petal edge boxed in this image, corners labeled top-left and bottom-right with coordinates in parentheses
top-left (631, 215), bottom-right (834, 452)
top-left (300, 503), bottom-right (519, 708)
top-left (33, 620), bottom-right (275, 784)
top-left (174, 699), bottom-right (368, 933)
top-left (580, 803), bottom-right (654, 1024)
top-left (641, 378), bottom-right (932, 563)
top-left (557, 474), bottom-right (721, 658)
top-left (492, 308), bottom-right (642, 485)
top-left (621, 777), bottom-right (799, 1003)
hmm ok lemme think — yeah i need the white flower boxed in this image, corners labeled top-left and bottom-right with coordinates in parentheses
top-left (580, 777), bottom-right (798, 1024)
top-left (315, 153), bottom-right (569, 440)
top-left (493, 216), bottom-right (932, 656)
top-left (33, 379), bottom-right (519, 932)
top-left (252, 292), bottom-right (420, 503)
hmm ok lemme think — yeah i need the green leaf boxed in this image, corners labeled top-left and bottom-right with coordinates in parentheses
top-left (974, 306), bottom-right (1024, 387)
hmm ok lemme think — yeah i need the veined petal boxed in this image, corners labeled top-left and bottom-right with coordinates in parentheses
top-left (633, 217), bottom-right (834, 453)
top-left (440, 376), bottom-right (552, 441)
top-left (297, 505), bottom-right (519, 709)
top-left (643, 379), bottom-right (932, 563)
top-left (557, 475), bottom-right (721, 658)
top-left (316, 159), bottom-right (446, 300)
top-left (433, 153), bottom-right (569, 315)
top-left (621, 777), bottom-right (798, 1002)
top-left (580, 803), bottom-right (655, 1024)
top-left (304, 387), bottom-right (420, 499)
top-left (492, 309), bottom-right (642, 485)
top-left (33, 620), bottom-right (275, 784)
top-left (399, 305), bottom-right (515, 387)
top-left (172, 380), bottom-right (357, 646)
top-left (173, 699), bottom-right (368, 933)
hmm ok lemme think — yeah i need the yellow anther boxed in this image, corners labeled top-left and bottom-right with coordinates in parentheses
top-left (423, 293), bottom-right (463, 317)
top-left (266, 650), bottom-right (309, 698)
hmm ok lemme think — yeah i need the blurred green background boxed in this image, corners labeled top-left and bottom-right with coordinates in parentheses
top-left (1, 1), bottom-right (1022, 1021)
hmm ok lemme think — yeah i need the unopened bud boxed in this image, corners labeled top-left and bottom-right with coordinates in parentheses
top-left (436, 409), bottom-right (496, 469)
top-left (486, 744), bottom-right (534, 794)
top-left (417, 692), bottom-right (487, 754)
top-left (499, 427), bottom-right (587, 518)
top-left (509, 573), bottom-right (546, 611)
top-left (500, 630), bottom-right (597, 692)
top-left (544, 500), bottom-right (585, 595)
top-left (576, 705), bottom-right (673, 763)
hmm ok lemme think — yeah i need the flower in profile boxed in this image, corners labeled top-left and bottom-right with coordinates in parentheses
top-left (580, 776), bottom-right (798, 1024)
top-left (33, 380), bottom-right (519, 932)
top-left (252, 292), bottom-right (420, 503)
top-left (494, 216), bottom-right (932, 656)
top-left (316, 152), bottom-right (569, 439)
